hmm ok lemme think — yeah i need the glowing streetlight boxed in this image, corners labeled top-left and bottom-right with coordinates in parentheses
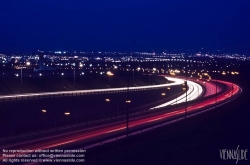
top-left (20, 62), bottom-right (31, 94)
top-left (64, 112), bottom-right (70, 115)
top-left (161, 93), bottom-right (166, 96)
top-left (42, 110), bottom-right (46, 113)
top-left (107, 71), bottom-right (114, 88)
top-left (203, 81), bottom-right (206, 88)
top-left (106, 71), bottom-right (114, 76)
top-left (126, 100), bottom-right (131, 103)
top-left (105, 98), bottom-right (110, 102)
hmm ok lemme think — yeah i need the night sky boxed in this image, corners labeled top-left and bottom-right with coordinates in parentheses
top-left (0, 0), bottom-right (250, 52)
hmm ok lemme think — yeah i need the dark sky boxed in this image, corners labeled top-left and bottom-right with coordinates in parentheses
top-left (0, 0), bottom-right (250, 52)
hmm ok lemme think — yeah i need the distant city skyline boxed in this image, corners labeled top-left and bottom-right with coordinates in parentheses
top-left (1, 48), bottom-right (250, 56)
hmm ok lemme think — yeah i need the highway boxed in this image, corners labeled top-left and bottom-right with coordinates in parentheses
top-left (0, 77), bottom-right (242, 162)
top-left (0, 77), bottom-right (184, 100)
top-left (151, 79), bottom-right (202, 109)
top-left (203, 80), bottom-right (222, 97)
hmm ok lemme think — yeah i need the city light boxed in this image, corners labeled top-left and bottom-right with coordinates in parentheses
top-left (174, 69), bottom-right (180, 73)
top-left (107, 71), bottom-right (114, 76)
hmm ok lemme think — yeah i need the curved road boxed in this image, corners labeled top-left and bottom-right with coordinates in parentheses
top-left (0, 77), bottom-right (184, 100)
top-left (0, 77), bottom-right (242, 162)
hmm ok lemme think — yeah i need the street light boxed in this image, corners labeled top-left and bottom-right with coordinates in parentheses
top-left (203, 82), bottom-right (206, 95)
top-left (74, 67), bottom-right (75, 90)
top-left (20, 62), bottom-right (31, 94)
top-left (64, 112), bottom-right (70, 115)
top-left (41, 108), bottom-right (48, 130)
top-left (64, 112), bottom-right (70, 127)
top-left (133, 69), bottom-right (135, 86)
top-left (107, 71), bottom-right (114, 88)
top-left (126, 71), bottom-right (130, 137)
top-left (20, 67), bottom-right (22, 94)
top-left (107, 71), bottom-right (114, 76)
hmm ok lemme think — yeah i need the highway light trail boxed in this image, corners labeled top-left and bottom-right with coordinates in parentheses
top-left (0, 78), bottom-right (242, 161)
top-left (151, 79), bottom-right (202, 109)
top-left (0, 77), bottom-right (184, 99)
top-left (203, 81), bottom-right (222, 97)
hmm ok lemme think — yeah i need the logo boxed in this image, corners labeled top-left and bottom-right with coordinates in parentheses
top-left (219, 145), bottom-right (248, 164)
